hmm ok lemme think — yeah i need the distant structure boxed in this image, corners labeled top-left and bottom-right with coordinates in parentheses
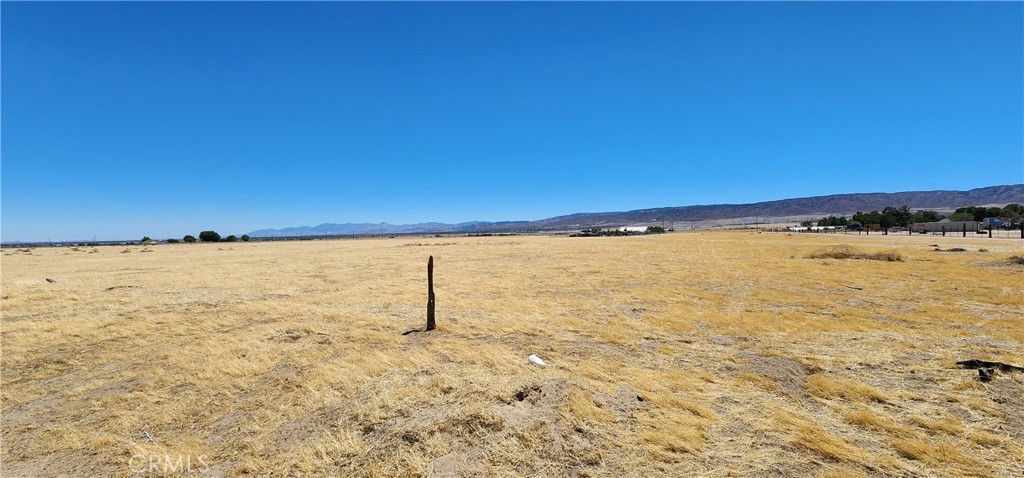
top-left (982, 217), bottom-right (1011, 229)
top-left (618, 226), bottom-right (649, 233)
top-left (787, 226), bottom-right (840, 232)
top-left (913, 220), bottom-right (981, 234)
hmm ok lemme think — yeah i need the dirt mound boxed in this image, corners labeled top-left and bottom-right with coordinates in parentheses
top-left (495, 378), bottom-right (571, 431)
top-left (807, 245), bottom-right (903, 261)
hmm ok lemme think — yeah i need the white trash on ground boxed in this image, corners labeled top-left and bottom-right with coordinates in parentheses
top-left (527, 354), bottom-right (547, 368)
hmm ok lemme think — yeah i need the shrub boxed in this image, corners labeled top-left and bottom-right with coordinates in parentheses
top-left (807, 245), bottom-right (903, 262)
top-left (224, 235), bottom-right (238, 242)
top-left (166, 238), bottom-right (180, 244)
top-left (868, 251), bottom-right (904, 262)
top-left (199, 231), bottom-right (221, 243)
top-left (241, 234), bottom-right (250, 242)
top-left (141, 236), bottom-right (152, 242)
top-left (183, 235), bottom-right (197, 243)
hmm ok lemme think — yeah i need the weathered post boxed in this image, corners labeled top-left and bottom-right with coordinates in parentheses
top-left (1020, 223), bottom-right (1023, 240)
top-left (989, 227), bottom-right (992, 238)
top-left (426, 256), bottom-right (436, 331)
top-left (942, 226), bottom-right (945, 237)
top-left (962, 223), bottom-right (967, 237)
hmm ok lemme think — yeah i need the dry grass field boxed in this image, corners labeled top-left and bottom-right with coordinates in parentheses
top-left (2, 231), bottom-right (1022, 477)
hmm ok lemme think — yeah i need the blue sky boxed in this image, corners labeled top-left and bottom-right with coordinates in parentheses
top-left (2, 2), bottom-right (1022, 242)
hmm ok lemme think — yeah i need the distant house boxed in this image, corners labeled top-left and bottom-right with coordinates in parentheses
top-left (913, 220), bottom-right (981, 234)
top-left (618, 226), bottom-right (649, 233)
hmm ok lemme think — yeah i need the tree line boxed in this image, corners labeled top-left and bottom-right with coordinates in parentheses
top-left (948, 204), bottom-right (1024, 223)
top-left (148, 231), bottom-right (251, 244)
top-left (802, 204), bottom-right (1023, 229)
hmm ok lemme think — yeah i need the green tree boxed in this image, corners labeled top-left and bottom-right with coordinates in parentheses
top-left (949, 211), bottom-right (974, 222)
top-left (909, 210), bottom-right (942, 224)
top-left (183, 235), bottom-right (197, 243)
top-left (815, 215), bottom-right (849, 227)
top-left (881, 205), bottom-right (912, 227)
top-left (853, 211), bottom-right (883, 228)
top-left (951, 206), bottom-right (995, 222)
top-left (224, 235), bottom-right (238, 242)
top-left (241, 234), bottom-right (250, 242)
top-left (1002, 203), bottom-right (1024, 220)
top-left (141, 236), bottom-right (152, 242)
top-left (199, 231), bottom-right (221, 242)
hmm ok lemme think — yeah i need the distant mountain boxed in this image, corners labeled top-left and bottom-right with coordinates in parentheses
top-left (528, 184), bottom-right (1024, 228)
top-left (249, 184), bottom-right (1023, 237)
top-left (248, 220), bottom-right (535, 237)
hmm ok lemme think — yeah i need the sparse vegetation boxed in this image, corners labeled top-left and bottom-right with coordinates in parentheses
top-left (2, 232), bottom-right (1020, 476)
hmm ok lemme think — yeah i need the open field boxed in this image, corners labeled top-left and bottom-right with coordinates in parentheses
top-left (2, 232), bottom-right (1022, 477)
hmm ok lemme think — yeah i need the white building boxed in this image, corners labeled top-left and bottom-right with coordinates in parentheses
top-left (618, 226), bottom-right (649, 233)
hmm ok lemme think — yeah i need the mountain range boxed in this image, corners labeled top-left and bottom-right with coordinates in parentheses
top-left (249, 184), bottom-right (1024, 237)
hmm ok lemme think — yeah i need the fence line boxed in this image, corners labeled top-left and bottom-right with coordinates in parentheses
top-left (762, 227), bottom-right (1023, 239)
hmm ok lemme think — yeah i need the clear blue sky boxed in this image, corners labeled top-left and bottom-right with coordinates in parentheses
top-left (2, 2), bottom-right (1022, 242)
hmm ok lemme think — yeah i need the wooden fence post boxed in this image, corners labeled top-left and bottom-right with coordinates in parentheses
top-left (426, 256), bottom-right (436, 331)
top-left (963, 223), bottom-right (967, 237)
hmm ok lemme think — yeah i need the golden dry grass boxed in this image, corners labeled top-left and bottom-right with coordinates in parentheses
top-left (807, 374), bottom-right (890, 403)
top-left (2, 231), bottom-right (1023, 477)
